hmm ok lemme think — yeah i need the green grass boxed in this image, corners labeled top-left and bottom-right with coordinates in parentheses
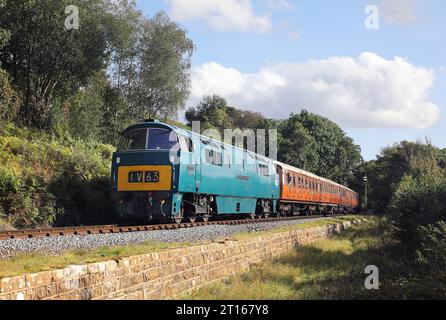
top-left (0, 217), bottom-right (360, 279)
top-left (182, 218), bottom-right (446, 300)
top-left (0, 241), bottom-right (190, 278)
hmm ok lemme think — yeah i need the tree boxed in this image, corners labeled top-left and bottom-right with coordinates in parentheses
top-left (64, 72), bottom-right (109, 140)
top-left (100, 85), bottom-right (130, 145)
top-left (359, 140), bottom-right (445, 214)
top-left (185, 95), bottom-right (231, 130)
top-left (0, 68), bottom-right (21, 126)
top-left (0, 0), bottom-right (125, 128)
top-left (186, 94), bottom-right (278, 132)
top-left (130, 12), bottom-right (194, 120)
top-left (278, 111), bottom-right (362, 184)
top-left (0, 0), bottom-right (9, 50)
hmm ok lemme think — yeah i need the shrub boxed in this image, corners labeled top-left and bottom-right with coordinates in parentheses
top-left (0, 167), bottom-right (58, 227)
top-left (0, 123), bottom-right (118, 228)
top-left (417, 222), bottom-right (446, 271)
top-left (389, 172), bottom-right (446, 260)
top-left (0, 68), bottom-right (21, 126)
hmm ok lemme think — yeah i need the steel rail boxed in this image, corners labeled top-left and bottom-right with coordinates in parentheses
top-left (0, 215), bottom-right (341, 241)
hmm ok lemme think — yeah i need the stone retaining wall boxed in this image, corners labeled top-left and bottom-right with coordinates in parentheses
top-left (0, 219), bottom-right (361, 300)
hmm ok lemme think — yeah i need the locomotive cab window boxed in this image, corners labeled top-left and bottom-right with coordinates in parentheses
top-left (118, 129), bottom-right (147, 151)
top-left (147, 128), bottom-right (178, 150)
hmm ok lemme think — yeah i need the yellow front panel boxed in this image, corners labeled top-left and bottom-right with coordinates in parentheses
top-left (118, 165), bottom-right (172, 192)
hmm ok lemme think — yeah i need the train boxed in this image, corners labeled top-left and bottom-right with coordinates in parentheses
top-left (111, 120), bottom-right (359, 223)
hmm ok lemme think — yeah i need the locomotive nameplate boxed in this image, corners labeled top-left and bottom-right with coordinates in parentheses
top-left (128, 171), bottom-right (160, 183)
top-left (118, 166), bottom-right (171, 191)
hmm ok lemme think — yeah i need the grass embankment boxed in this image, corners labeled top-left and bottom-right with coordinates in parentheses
top-left (183, 217), bottom-right (446, 300)
top-left (0, 216), bottom-right (357, 278)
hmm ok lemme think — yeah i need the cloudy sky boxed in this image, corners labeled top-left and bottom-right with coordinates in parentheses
top-left (138, 0), bottom-right (446, 160)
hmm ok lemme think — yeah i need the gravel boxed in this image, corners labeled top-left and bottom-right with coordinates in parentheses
top-left (0, 217), bottom-right (330, 259)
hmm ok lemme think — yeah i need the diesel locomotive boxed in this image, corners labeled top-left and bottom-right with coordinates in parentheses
top-left (111, 120), bottom-right (359, 223)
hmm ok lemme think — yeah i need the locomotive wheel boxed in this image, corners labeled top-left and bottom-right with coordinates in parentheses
top-left (264, 213), bottom-right (270, 219)
top-left (249, 213), bottom-right (256, 220)
top-left (189, 217), bottom-right (196, 223)
top-left (203, 215), bottom-right (210, 223)
top-left (174, 217), bottom-right (182, 224)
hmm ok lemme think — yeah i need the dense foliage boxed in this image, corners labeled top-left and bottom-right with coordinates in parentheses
top-left (0, 124), bottom-right (116, 228)
top-left (279, 111), bottom-right (362, 183)
top-left (0, 0), bottom-right (194, 144)
top-left (353, 140), bottom-right (446, 271)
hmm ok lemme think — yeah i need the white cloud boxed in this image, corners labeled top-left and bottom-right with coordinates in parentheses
top-left (190, 52), bottom-right (440, 129)
top-left (166, 0), bottom-right (272, 33)
top-left (378, 0), bottom-right (422, 25)
top-left (262, 0), bottom-right (295, 10)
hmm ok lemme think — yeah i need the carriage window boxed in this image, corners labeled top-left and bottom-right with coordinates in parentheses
top-left (205, 149), bottom-right (223, 166)
top-left (224, 154), bottom-right (231, 167)
top-left (293, 176), bottom-right (296, 186)
top-left (258, 164), bottom-right (269, 176)
top-left (147, 128), bottom-right (178, 150)
top-left (118, 129), bottom-right (147, 151)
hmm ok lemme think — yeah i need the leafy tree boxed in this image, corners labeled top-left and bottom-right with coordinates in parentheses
top-left (108, 0), bottom-right (143, 96)
top-left (386, 142), bottom-right (446, 262)
top-left (185, 95), bottom-right (232, 130)
top-left (361, 140), bottom-right (443, 214)
top-left (100, 85), bottom-right (130, 145)
top-left (129, 12), bottom-right (194, 120)
top-left (279, 111), bottom-right (362, 184)
top-left (186, 95), bottom-right (278, 131)
top-left (0, 0), bottom-right (126, 128)
top-left (64, 72), bottom-right (109, 140)
top-left (0, 68), bottom-right (21, 126)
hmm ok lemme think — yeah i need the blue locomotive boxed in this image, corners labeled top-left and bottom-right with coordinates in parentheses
top-left (111, 120), bottom-right (280, 223)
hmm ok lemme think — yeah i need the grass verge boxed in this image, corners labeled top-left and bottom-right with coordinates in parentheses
top-left (182, 217), bottom-right (446, 300)
top-left (0, 241), bottom-right (189, 278)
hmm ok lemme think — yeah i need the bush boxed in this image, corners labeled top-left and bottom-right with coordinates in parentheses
top-left (417, 222), bottom-right (446, 271)
top-left (0, 167), bottom-right (58, 227)
top-left (0, 123), bottom-right (118, 228)
top-left (389, 172), bottom-right (446, 261)
top-left (0, 68), bottom-right (21, 126)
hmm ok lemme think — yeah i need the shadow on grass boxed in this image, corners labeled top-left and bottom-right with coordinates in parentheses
top-left (241, 224), bottom-right (446, 300)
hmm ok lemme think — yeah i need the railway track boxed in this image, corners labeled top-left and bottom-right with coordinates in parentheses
top-left (0, 215), bottom-right (336, 241)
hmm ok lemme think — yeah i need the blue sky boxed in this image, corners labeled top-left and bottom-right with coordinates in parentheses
top-left (137, 0), bottom-right (446, 160)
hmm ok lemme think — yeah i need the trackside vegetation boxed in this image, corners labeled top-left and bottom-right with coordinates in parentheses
top-left (0, 123), bottom-right (116, 228)
top-left (183, 218), bottom-right (446, 300)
